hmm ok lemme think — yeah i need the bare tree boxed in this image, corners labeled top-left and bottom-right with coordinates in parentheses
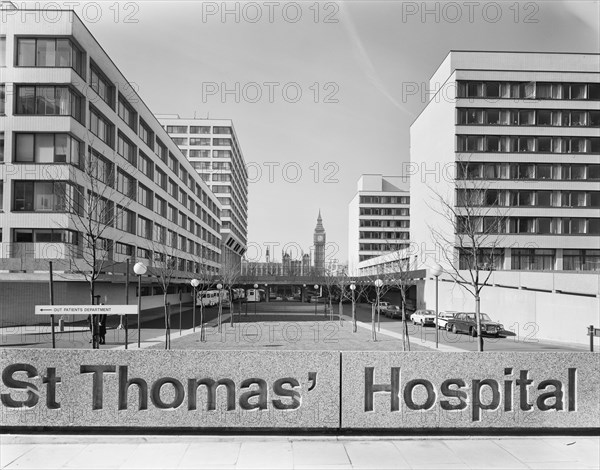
top-left (147, 228), bottom-right (180, 350)
top-left (192, 245), bottom-right (217, 341)
top-left (353, 272), bottom-right (391, 341)
top-left (59, 147), bottom-right (133, 348)
top-left (220, 250), bottom-right (242, 328)
top-left (428, 174), bottom-right (508, 352)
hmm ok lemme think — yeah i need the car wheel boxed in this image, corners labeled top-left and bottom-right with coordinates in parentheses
top-left (412, 319), bottom-right (416, 325)
top-left (470, 327), bottom-right (477, 338)
top-left (452, 324), bottom-right (458, 334)
top-left (446, 324), bottom-right (451, 332)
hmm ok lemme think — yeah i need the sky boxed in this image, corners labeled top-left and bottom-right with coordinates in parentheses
top-left (23, 0), bottom-right (600, 263)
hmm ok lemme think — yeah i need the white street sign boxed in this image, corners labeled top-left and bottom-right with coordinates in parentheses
top-left (35, 305), bottom-right (139, 316)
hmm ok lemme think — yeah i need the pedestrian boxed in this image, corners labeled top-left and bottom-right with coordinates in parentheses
top-left (98, 312), bottom-right (107, 345)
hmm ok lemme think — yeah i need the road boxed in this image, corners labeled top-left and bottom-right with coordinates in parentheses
top-left (0, 301), bottom-right (589, 352)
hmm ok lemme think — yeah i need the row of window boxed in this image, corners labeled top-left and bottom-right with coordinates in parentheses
top-left (166, 125), bottom-right (232, 135)
top-left (359, 208), bottom-right (410, 216)
top-left (359, 219), bottom-right (410, 228)
top-left (16, 38), bottom-right (85, 77)
top-left (14, 133), bottom-right (81, 165)
top-left (172, 137), bottom-right (234, 147)
top-left (457, 81), bottom-right (600, 101)
top-left (456, 189), bottom-right (600, 208)
top-left (359, 242), bottom-right (410, 253)
top-left (457, 216), bottom-right (600, 235)
top-left (457, 108), bottom-right (600, 127)
top-left (15, 85), bottom-right (84, 123)
top-left (359, 196), bottom-right (410, 205)
top-left (457, 162), bottom-right (600, 181)
top-left (9, 229), bottom-right (220, 266)
top-left (457, 248), bottom-right (600, 272)
top-left (457, 135), bottom-right (600, 153)
top-left (359, 231), bottom-right (409, 240)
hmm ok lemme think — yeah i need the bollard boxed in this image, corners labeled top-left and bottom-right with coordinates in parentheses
top-left (59, 318), bottom-right (65, 332)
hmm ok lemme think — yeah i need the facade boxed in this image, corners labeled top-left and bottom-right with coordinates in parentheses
top-left (157, 115), bottom-right (248, 270)
top-left (241, 252), bottom-right (311, 277)
top-left (348, 175), bottom-right (410, 275)
top-left (410, 51), bottom-right (600, 273)
top-left (313, 210), bottom-right (326, 275)
top-left (0, 9), bottom-right (222, 323)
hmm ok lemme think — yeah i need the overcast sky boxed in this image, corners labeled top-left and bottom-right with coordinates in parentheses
top-left (26, 0), bottom-right (600, 263)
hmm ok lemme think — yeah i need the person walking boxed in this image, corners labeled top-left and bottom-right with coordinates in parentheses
top-left (98, 309), bottom-right (107, 345)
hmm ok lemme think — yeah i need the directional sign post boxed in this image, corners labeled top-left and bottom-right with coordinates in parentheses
top-left (35, 305), bottom-right (139, 316)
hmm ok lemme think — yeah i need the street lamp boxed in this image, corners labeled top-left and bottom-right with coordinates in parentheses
top-left (133, 262), bottom-right (147, 348)
top-left (314, 284), bottom-right (319, 315)
top-left (374, 278), bottom-right (383, 333)
top-left (217, 283), bottom-right (223, 331)
top-left (350, 282), bottom-right (356, 333)
top-left (253, 283), bottom-right (258, 315)
top-left (191, 279), bottom-right (200, 333)
top-left (431, 262), bottom-right (443, 349)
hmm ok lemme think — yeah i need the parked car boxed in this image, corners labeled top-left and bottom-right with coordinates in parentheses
top-left (446, 312), bottom-right (504, 337)
top-left (437, 311), bottom-right (459, 330)
top-left (411, 309), bottom-right (436, 326)
top-left (385, 305), bottom-right (410, 320)
top-left (382, 305), bottom-right (397, 318)
top-left (376, 301), bottom-right (390, 314)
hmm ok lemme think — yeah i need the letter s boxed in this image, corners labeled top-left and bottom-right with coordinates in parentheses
top-left (272, 378), bottom-right (301, 410)
top-left (440, 378), bottom-right (467, 411)
top-left (1, 364), bottom-right (39, 408)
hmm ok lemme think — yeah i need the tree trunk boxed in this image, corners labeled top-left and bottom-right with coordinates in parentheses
top-left (352, 298), bottom-right (357, 333)
top-left (338, 299), bottom-right (343, 326)
top-left (371, 303), bottom-right (376, 341)
top-left (475, 294), bottom-right (483, 352)
top-left (163, 293), bottom-right (169, 350)
top-left (200, 303), bottom-right (205, 341)
top-left (229, 289), bottom-right (234, 327)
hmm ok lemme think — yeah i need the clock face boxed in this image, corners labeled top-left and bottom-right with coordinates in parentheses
top-left (317, 235), bottom-right (324, 242)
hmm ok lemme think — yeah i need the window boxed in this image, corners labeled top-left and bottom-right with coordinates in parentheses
top-left (564, 250), bottom-right (600, 271)
top-left (512, 249), bottom-right (555, 271)
top-left (115, 207), bottom-right (135, 234)
top-left (88, 149), bottom-right (114, 186)
top-left (118, 94), bottom-right (136, 131)
top-left (137, 216), bottom-right (152, 239)
top-left (190, 126), bottom-right (210, 134)
top-left (15, 85), bottom-right (83, 122)
top-left (171, 137), bottom-right (187, 145)
top-left (190, 150), bottom-right (211, 159)
top-left (138, 152), bottom-right (153, 179)
top-left (213, 126), bottom-right (232, 134)
top-left (213, 150), bottom-right (232, 158)
top-left (90, 63), bottom-right (114, 108)
top-left (213, 138), bottom-right (231, 146)
top-left (16, 38), bottom-right (84, 76)
top-left (116, 242), bottom-right (134, 256)
top-left (167, 126), bottom-right (187, 133)
top-left (0, 84), bottom-right (4, 114)
top-left (116, 169), bottom-right (135, 198)
top-left (0, 37), bottom-right (5, 67)
top-left (155, 196), bottom-right (166, 217)
top-left (89, 106), bottom-right (114, 148)
top-left (13, 181), bottom-right (67, 212)
top-left (154, 168), bottom-right (166, 189)
top-left (154, 224), bottom-right (166, 244)
top-left (13, 228), bottom-right (78, 245)
top-left (14, 133), bottom-right (81, 165)
top-left (138, 184), bottom-right (152, 209)
top-left (156, 139), bottom-right (167, 162)
top-left (117, 132), bottom-right (135, 164)
top-left (189, 138), bottom-right (211, 146)
top-left (0, 133), bottom-right (3, 162)
top-left (139, 120), bottom-right (153, 149)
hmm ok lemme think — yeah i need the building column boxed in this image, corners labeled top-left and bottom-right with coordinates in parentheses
top-left (555, 249), bottom-right (563, 271)
top-left (503, 248), bottom-right (512, 270)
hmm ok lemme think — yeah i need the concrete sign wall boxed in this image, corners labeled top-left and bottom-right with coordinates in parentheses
top-left (1, 350), bottom-right (598, 430)
top-left (0, 350), bottom-right (340, 429)
top-left (342, 352), bottom-right (599, 429)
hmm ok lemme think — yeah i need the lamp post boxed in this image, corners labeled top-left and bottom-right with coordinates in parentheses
top-left (314, 284), bottom-right (319, 315)
top-left (375, 278), bottom-right (383, 333)
top-left (253, 283), bottom-right (258, 315)
top-left (350, 282), bottom-right (356, 333)
top-left (133, 262), bottom-right (147, 348)
top-left (191, 279), bottom-right (200, 333)
top-left (431, 263), bottom-right (443, 349)
top-left (217, 283), bottom-right (223, 331)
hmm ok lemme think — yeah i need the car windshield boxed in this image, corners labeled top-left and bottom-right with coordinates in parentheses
top-left (481, 314), bottom-right (492, 321)
top-left (466, 313), bottom-right (492, 321)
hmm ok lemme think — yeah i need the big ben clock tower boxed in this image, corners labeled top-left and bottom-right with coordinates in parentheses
top-left (313, 210), bottom-right (326, 275)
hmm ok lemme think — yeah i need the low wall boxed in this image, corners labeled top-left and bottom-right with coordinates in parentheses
top-left (422, 278), bottom-right (600, 347)
top-left (1, 349), bottom-right (598, 431)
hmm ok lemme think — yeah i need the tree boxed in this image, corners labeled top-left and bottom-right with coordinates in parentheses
top-left (220, 250), bottom-right (242, 328)
top-left (59, 146), bottom-right (133, 348)
top-left (353, 273), bottom-right (391, 341)
top-left (379, 244), bottom-right (413, 351)
top-left (192, 245), bottom-right (217, 341)
top-left (147, 228), bottom-right (180, 350)
top-left (428, 175), bottom-right (508, 352)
